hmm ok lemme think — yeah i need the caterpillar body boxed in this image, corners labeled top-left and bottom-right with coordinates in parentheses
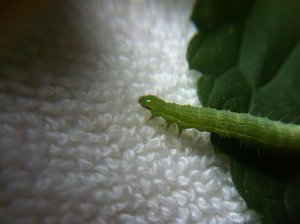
top-left (139, 95), bottom-right (300, 150)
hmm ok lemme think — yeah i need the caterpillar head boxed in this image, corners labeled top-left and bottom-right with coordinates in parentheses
top-left (139, 95), bottom-right (163, 113)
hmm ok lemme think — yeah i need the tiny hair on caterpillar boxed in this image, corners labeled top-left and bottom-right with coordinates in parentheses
top-left (139, 95), bottom-right (300, 151)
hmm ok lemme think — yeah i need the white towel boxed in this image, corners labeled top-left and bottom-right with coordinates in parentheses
top-left (0, 1), bottom-right (259, 223)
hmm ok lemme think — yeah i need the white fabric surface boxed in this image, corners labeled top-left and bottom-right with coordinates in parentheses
top-left (0, 1), bottom-right (259, 223)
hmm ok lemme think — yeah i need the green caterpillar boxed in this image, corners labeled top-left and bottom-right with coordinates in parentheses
top-left (139, 95), bottom-right (300, 150)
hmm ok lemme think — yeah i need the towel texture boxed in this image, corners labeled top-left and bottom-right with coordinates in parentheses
top-left (0, 1), bottom-right (259, 223)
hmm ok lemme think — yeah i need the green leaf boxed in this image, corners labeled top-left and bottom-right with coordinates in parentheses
top-left (187, 0), bottom-right (300, 223)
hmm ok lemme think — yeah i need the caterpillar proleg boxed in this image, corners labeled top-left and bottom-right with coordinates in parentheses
top-left (139, 95), bottom-right (300, 150)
